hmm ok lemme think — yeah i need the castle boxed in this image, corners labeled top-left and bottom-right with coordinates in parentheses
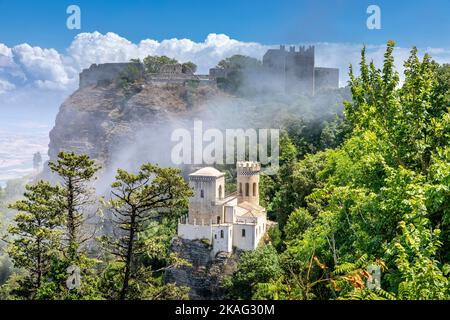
top-left (177, 162), bottom-right (267, 255)
top-left (262, 45), bottom-right (339, 95)
top-left (78, 45), bottom-right (339, 95)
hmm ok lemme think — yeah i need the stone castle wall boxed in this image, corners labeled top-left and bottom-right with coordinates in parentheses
top-left (79, 62), bottom-right (215, 89)
top-left (79, 63), bottom-right (145, 88)
top-left (315, 67), bottom-right (339, 92)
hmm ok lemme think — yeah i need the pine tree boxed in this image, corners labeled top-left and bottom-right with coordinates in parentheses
top-left (105, 163), bottom-right (192, 299)
top-left (6, 181), bottom-right (62, 298)
top-left (48, 152), bottom-right (100, 262)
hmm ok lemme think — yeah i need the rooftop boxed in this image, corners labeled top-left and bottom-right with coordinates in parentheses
top-left (189, 167), bottom-right (224, 178)
top-left (236, 201), bottom-right (266, 218)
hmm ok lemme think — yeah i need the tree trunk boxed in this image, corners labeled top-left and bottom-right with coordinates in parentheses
top-left (67, 178), bottom-right (76, 260)
top-left (119, 211), bottom-right (136, 300)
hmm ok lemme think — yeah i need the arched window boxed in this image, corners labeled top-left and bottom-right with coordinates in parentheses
top-left (218, 185), bottom-right (223, 199)
top-left (200, 189), bottom-right (204, 198)
top-left (239, 183), bottom-right (242, 195)
top-left (253, 183), bottom-right (257, 196)
top-left (220, 230), bottom-right (224, 238)
top-left (245, 183), bottom-right (249, 196)
top-left (217, 216), bottom-right (221, 224)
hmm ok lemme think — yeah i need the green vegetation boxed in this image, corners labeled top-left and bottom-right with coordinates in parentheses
top-left (216, 54), bottom-right (261, 94)
top-left (102, 164), bottom-right (192, 299)
top-left (117, 63), bottom-right (142, 91)
top-left (226, 41), bottom-right (450, 300)
top-left (0, 152), bottom-right (192, 300)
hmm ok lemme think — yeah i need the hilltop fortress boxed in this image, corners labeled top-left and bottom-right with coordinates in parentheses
top-left (263, 45), bottom-right (339, 94)
top-left (79, 45), bottom-right (339, 95)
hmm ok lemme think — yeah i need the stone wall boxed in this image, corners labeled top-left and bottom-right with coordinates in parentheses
top-left (314, 67), bottom-right (339, 92)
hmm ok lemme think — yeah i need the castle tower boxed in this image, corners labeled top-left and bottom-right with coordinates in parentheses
top-left (188, 167), bottom-right (225, 225)
top-left (236, 161), bottom-right (260, 206)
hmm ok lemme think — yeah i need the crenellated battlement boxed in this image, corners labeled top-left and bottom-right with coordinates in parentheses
top-left (237, 161), bottom-right (261, 173)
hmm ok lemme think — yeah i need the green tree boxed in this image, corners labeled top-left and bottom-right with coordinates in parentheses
top-left (48, 152), bottom-right (100, 262)
top-left (6, 181), bottom-right (62, 298)
top-left (225, 245), bottom-right (283, 299)
top-left (143, 55), bottom-right (178, 74)
top-left (118, 63), bottom-right (143, 91)
top-left (217, 55), bottom-right (261, 70)
top-left (181, 61), bottom-right (197, 74)
top-left (104, 163), bottom-right (192, 299)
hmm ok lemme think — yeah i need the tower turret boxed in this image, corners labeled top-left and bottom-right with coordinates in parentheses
top-left (236, 161), bottom-right (260, 206)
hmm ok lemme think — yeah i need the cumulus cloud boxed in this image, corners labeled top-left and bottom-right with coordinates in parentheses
top-left (1, 32), bottom-right (450, 92)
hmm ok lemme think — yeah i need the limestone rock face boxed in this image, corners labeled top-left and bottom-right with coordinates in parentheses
top-left (165, 237), bottom-right (240, 300)
top-left (47, 80), bottom-right (227, 173)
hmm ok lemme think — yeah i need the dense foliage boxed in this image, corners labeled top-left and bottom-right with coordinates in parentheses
top-left (0, 152), bottom-right (192, 300)
top-left (227, 42), bottom-right (450, 300)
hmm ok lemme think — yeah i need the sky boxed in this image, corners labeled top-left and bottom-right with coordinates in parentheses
top-left (1, 0), bottom-right (450, 185)
top-left (1, 0), bottom-right (450, 49)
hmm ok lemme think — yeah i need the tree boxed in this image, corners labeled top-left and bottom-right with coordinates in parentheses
top-left (104, 163), bottom-right (192, 299)
top-left (182, 62), bottom-right (197, 74)
top-left (253, 42), bottom-right (450, 301)
top-left (48, 152), bottom-right (100, 262)
top-left (217, 55), bottom-right (261, 70)
top-left (143, 55), bottom-right (178, 74)
top-left (225, 245), bottom-right (283, 299)
top-left (6, 181), bottom-right (62, 298)
top-left (216, 55), bottom-right (262, 95)
top-left (117, 63), bottom-right (143, 91)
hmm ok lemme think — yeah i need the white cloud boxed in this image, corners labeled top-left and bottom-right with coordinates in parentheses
top-left (11, 44), bottom-right (71, 89)
top-left (0, 79), bottom-right (15, 94)
top-left (1, 32), bottom-right (450, 92)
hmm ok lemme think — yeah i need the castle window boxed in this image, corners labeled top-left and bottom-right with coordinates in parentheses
top-left (214, 234), bottom-right (217, 239)
top-left (220, 230), bottom-right (224, 238)
top-left (217, 216), bottom-right (221, 224)
top-left (218, 185), bottom-right (223, 199)
top-left (239, 183), bottom-right (242, 195)
top-left (245, 183), bottom-right (249, 196)
top-left (242, 229), bottom-right (246, 237)
top-left (253, 183), bottom-right (257, 196)
top-left (200, 189), bottom-right (204, 198)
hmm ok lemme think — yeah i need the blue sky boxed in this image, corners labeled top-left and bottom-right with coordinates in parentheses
top-left (0, 0), bottom-right (449, 50)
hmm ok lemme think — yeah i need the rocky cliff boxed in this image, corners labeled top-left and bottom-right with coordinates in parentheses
top-left (47, 78), bottom-right (232, 178)
top-left (165, 238), bottom-right (240, 300)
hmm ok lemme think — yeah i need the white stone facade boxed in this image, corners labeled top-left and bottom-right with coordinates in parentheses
top-left (178, 162), bottom-right (268, 256)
